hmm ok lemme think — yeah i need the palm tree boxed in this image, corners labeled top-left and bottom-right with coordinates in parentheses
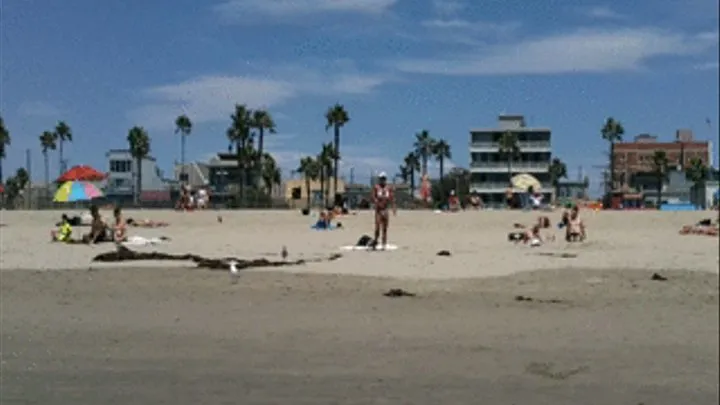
top-left (403, 152), bottom-right (420, 199)
top-left (260, 152), bottom-right (282, 195)
top-left (317, 143), bottom-right (335, 207)
top-left (0, 115), bottom-right (10, 184)
top-left (413, 130), bottom-right (436, 177)
top-left (251, 109), bottom-right (277, 187)
top-left (127, 126), bottom-right (151, 205)
top-left (433, 139), bottom-right (452, 180)
top-left (226, 104), bottom-right (253, 203)
top-left (498, 130), bottom-right (519, 185)
top-left (651, 150), bottom-right (669, 207)
top-left (297, 156), bottom-right (320, 208)
top-left (174, 114), bottom-right (192, 182)
top-left (39, 131), bottom-right (57, 191)
top-left (686, 157), bottom-right (709, 207)
top-left (548, 157), bottom-right (568, 200)
top-left (325, 104), bottom-right (350, 197)
top-left (54, 121), bottom-right (72, 176)
top-left (601, 117), bottom-right (625, 192)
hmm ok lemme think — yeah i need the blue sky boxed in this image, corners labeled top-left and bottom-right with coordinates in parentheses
top-left (1, 0), bottom-right (718, 190)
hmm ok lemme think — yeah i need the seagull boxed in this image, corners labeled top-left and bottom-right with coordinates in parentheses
top-left (281, 246), bottom-right (288, 261)
top-left (229, 260), bottom-right (239, 284)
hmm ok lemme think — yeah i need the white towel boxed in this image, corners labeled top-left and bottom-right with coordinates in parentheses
top-left (121, 236), bottom-right (167, 247)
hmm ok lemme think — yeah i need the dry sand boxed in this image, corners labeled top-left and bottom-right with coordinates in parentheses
top-left (1, 209), bottom-right (718, 404)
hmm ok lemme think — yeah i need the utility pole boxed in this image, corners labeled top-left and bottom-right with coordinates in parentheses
top-left (25, 149), bottom-right (32, 209)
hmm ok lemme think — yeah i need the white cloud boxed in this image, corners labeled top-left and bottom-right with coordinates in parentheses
top-left (391, 28), bottom-right (718, 76)
top-left (128, 70), bottom-right (388, 129)
top-left (17, 101), bottom-right (60, 118)
top-left (582, 6), bottom-right (626, 20)
top-left (432, 0), bottom-right (464, 16)
top-left (694, 61), bottom-right (719, 70)
top-left (213, 0), bottom-right (397, 19)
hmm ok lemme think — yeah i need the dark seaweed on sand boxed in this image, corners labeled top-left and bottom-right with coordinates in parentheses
top-left (91, 245), bottom-right (342, 271)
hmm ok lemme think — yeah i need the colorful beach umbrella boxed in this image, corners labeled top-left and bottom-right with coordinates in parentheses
top-left (54, 181), bottom-right (104, 202)
top-left (56, 165), bottom-right (107, 183)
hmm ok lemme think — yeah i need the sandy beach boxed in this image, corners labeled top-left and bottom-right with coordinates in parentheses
top-left (1, 209), bottom-right (718, 404)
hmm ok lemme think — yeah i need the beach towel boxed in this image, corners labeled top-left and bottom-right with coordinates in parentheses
top-left (121, 236), bottom-right (170, 247)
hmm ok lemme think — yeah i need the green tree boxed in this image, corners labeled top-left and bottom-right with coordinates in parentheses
top-left (39, 131), bottom-right (57, 188)
top-left (260, 152), bottom-right (281, 195)
top-left (251, 109), bottom-right (277, 187)
top-left (433, 139), bottom-right (452, 196)
top-left (317, 143), bottom-right (335, 207)
top-left (498, 130), bottom-right (519, 185)
top-left (297, 156), bottom-right (320, 208)
top-left (226, 104), bottom-right (254, 204)
top-left (0, 115), bottom-right (11, 184)
top-left (403, 152), bottom-right (420, 199)
top-left (325, 104), bottom-right (349, 198)
top-left (174, 114), bottom-right (192, 182)
top-left (413, 130), bottom-right (436, 177)
top-left (54, 121), bottom-right (72, 175)
top-left (601, 117), bottom-right (625, 192)
top-left (3, 168), bottom-right (30, 208)
top-left (651, 150), bottom-right (669, 207)
top-left (127, 126), bottom-right (151, 205)
top-left (548, 157), bottom-right (568, 200)
top-left (685, 157), bottom-right (708, 185)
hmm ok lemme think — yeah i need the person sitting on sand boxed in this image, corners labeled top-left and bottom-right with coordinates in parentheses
top-left (566, 206), bottom-right (586, 242)
top-left (126, 218), bottom-right (170, 228)
top-left (83, 205), bottom-right (111, 244)
top-left (112, 207), bottom-right (128, 242)
top-left (51, 214), bottom-right (74, 242)
top-left (510, 216), bottom-right (554, 245)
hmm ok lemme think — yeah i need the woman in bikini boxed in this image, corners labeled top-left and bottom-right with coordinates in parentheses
top-left (372, 172), bottom-right (396, 249)
top-left (566, 206), bottom-right (586, 242)
top-left (112, 207), bottom-right (128, 242)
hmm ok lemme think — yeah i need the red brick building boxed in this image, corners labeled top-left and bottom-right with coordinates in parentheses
top-left (612, 129), bottom-right (711, 187)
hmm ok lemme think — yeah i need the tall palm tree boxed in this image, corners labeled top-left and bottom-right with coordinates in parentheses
top-left (251, 109), bottom-right (277, 187)
top-left (403, 152), bottom-right (420, 199)
top-left (317, 143), bottom-right (335, 207)
top-left (685, 157), bottom-right (708, 207)
top-left (0, 115), bottom-right (10, 184)
top-left (297, 156), bottom-right (320, 208)
top-left (127, 126), bottom-right (151, 205)
top-left (433, 139), bottom-right (452, 196)
top-left (226, 104), bottom-right (253, 203)
top-left (54, 121), bottom-right (72, 176)
top-left (325, 104), bottom-right (350, 198)
top-left (651, 150), bottom-right (669, 207)
top-left (174, 114), bottom-right (192, 182)
top-left (260, 152), bottom-right (282, 195)
top-left (413, 130), bottom-right (436, 177)
top-left (601, 117), bottom-right (625, 193)
top-left (548, 157), bottom-right (568, 200)
top-left (39, 131), bottom-right (57, 190)
top-left (498, 130), bottom-right (519, 185)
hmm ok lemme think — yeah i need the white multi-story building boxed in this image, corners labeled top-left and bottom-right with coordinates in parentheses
top-left (469, 115), bottom-right (553, 205)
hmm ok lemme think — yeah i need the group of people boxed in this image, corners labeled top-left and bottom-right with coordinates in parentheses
top-left (176, 185), bottom-right (209, 211)
top-left (51, 205), bottom-right (168, 244)
top-left (510, 204), bottom-right (586, 246)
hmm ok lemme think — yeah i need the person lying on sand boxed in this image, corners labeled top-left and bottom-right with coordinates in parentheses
top-left (679, 219), bottom-right (719, 236)
top-left (126, 218), bottom-right (169, 228)
top-left (509, 216), bottom-right (555, 246)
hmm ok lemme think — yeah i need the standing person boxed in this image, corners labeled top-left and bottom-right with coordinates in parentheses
top-left (372, 172), bottom-right (396, 249)
top-left (196, 187), bottom-right (208, 209)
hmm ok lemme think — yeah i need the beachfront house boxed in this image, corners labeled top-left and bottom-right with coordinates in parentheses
top-left (105, 149), bottom-right (172, 204)
top-left (469, 114), bottom-right (553, 207)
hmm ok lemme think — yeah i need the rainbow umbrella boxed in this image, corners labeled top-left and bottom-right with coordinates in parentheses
top-left (54, 181), bottom-right (104, 202)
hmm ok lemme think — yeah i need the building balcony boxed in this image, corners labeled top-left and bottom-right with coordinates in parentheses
top-left (469, 162), bottom-right (550, 172)
top-left (468, 141), bottom-right (551, 151)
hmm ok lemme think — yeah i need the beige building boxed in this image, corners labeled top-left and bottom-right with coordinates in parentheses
top-left (284, 178), bottom-right (346, 207)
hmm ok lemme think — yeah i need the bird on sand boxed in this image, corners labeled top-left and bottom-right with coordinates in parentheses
top-left (229, 260), bottom-right (239, 284)
top-left (281, 246), bottom-right (288, 260)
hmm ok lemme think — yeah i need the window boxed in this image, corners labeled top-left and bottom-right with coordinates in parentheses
top-left (110, 160), bottom-right (132, 173)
